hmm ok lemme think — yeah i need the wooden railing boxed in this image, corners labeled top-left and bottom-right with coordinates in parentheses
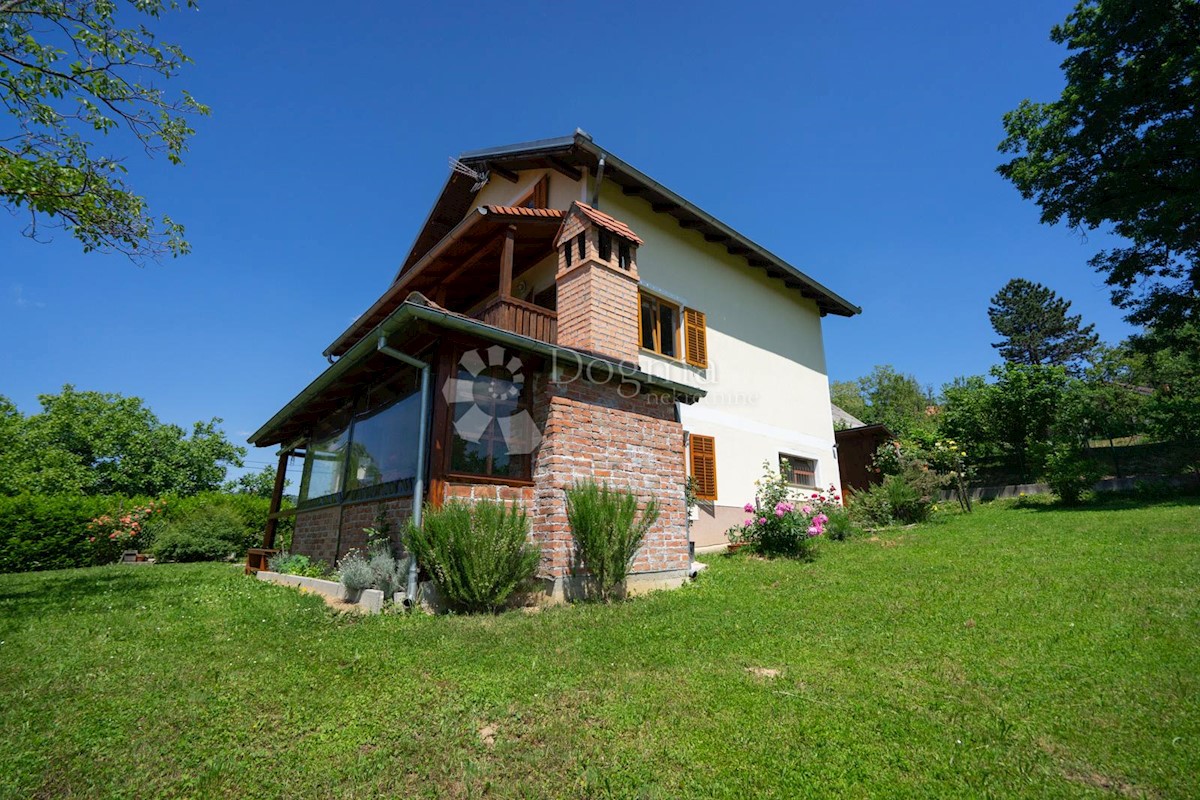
top-left (472, 297), bottom-right (557, 344)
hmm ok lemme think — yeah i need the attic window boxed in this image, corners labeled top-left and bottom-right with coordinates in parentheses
top-left (516, 175), bottom-right (549, 209)
top-left (598, 230), bottom-right (612, 261)
top-left (618, 241), bottom-right (632, 270)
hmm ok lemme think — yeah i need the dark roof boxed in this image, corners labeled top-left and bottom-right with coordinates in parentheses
top-left (397, 130), bottom-right (860, 318)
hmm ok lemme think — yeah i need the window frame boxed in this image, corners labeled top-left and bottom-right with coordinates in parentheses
top-left (780, 453), bottom-right (818, 489)
top-left (638, 290), bottom-right (681, 360)
top-left (514, 174), bottom-right (549, 209)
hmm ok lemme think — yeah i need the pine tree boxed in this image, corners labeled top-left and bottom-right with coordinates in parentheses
top-left (988, 279), bottom-right (1100, 371)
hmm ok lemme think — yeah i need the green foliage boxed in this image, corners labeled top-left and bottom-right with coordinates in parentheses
top-left (1045, 445), bottom-right (1104, 506)
top-left (336, 550), bottom-right (375, 593)
top-left (988, 278), bottom-right (1099, 372)
top-left (847, 481), bottom-right (895, 528)
top-left (267, 552), bottom-right (327, 579)
top-left (367, 549), bottom-right (408, 598)
top-left (830, 365), bottom-right (935, 436)
top-left (85, 500), bottom-right (165, 565)
top-left (0, 0), bottom-right (209, 259)
top-left (406, 500), bottom-right (540, 613)
top-left (0, 386), bottom-right (246, 497)
top-left (150, 504), bottom-right (250, 563)
top-left (821, 507), bottom-right (857, 541)
top-left (998, 0), bottom-right (1200, 332)
top-left (983, 363), bottom-right (1073, 483)
top-left (566, 482), bottom-right (660, 600)
top-left (224, 465), bottom-right (285, 498)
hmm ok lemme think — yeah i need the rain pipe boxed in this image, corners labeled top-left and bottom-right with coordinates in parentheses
top-left (376, 334), bottom-right (431, 607)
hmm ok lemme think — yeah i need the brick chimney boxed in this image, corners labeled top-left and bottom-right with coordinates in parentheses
top-left (553, 202), bottom-right (643, 363)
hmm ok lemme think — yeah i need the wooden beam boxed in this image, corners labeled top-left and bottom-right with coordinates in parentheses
top-left (499, 225), bottom-right (515, 298)
top-left (622, 185), bottom-right (647, 196)
top-left (703, 232), bottom-right (730, 243)
top-left (547, 157), bottom-right (582, 181)
top-left (651, 202), bottom-right (677, 213)
top-left (440, 232), bottom-right (505, 285)
top-left (679, 219), bottom-right (705, 230)
top-left (726, 244), bottom-right (750, 255)
top-left (262, 450), bottom-right (291, 549)
top-left (487, 162), bottom-right (519, 183)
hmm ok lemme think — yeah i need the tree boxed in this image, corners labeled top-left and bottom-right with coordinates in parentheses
top-left (1, 0), bottom-right (208, 260)
top-left (1080, 344), bottom-right (1149, 477)
top-left (829, 379), bottom-right (870, 428)
top-left (998, 0), bottom-right (1200, 335)
top-left (224, 464), bottom-right (286, 498)
top-left (987, 363), bottom-right (1074, 483)
top-left (835, 365), bottom-right (935, 436)
top-left (0, 385), bottom-right (245, 496)
top-left (988, 278), bottom-right (1100, 372)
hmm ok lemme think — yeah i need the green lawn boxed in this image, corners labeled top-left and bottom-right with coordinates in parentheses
top-left (1, 499), bottom-right (1198, 799)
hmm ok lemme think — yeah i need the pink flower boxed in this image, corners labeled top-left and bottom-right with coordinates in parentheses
top-left (744, 518), bottom-right (754, 526)
top-left (806, 525), bottom-right (822, 536)
top-left (775, 508), bottom-right (786, 517)
top-left (743, 503), bottom-right (755, 513)
top-left (758, 517), bottom-right (767, 525)
top-left (109, 532), bottom-right (118, 540)
top-left (801, 505), bottom-right (813, 515)
top-left (87, 536), bottom-right (95, 543)
top-left (811, 493), bottom-right (820, 499)
top-left (815, 513), bottom-right (829, 525)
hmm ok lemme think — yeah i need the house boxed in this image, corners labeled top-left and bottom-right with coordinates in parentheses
top-left (248, 130), bottom-right (860, 598)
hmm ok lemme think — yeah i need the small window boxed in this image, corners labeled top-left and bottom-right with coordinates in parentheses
top-left (618, 241), bottom-right (632, 271)
top-left (690, 434), bottom-right (717, 501)
top-left (639, 291), bottom-right (678, 358)
top-left (781, 454), bottom-right (817, 488)
top-left (516, 175), bottom-right (549, 208)
top-left (598, 230), bottom-right (612, 261)
top-left (563, 243), bottom-right (573, 267)
top-left (576, 233), bottom-right (585, 260)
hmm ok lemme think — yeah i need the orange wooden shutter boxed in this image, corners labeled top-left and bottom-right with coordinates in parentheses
top-left (684, 308), bottom-right (708, 368)
top-left (690, 434), bottom-right (717, 501)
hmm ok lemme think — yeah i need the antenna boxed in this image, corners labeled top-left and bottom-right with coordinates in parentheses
top-left (449, 157), bottom-right (490, 192)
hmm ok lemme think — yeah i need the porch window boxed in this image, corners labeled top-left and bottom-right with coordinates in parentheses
top-left (780, 454), bottom-right (817, 488)
top-left (639, 291), bottom-right (679, 358)
top-left (298, 423), bottom-right (349, 506)
top-left (448, 358), bottom-right (533, 481)
top-left (343, 372), bottom-right (422, 502)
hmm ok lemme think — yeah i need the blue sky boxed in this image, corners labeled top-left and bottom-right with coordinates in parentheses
top-left (1, 0), bottom-right (1133, 476)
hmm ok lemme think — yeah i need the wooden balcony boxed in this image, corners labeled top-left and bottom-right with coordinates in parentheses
top-left (472, 296), bottom-right (557, 344)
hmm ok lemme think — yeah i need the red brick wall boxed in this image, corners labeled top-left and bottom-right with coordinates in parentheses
top-left (531, 377), bottom-right (689, 578)
top-left (291, 496), bottom-right (413, 568)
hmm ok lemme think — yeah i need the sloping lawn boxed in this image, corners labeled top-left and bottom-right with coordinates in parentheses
top-left (1, 499), bottom-right (1197, 799)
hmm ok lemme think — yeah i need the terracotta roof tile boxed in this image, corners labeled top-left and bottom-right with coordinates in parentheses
top-left (482, 205), bottom-right (565, 219)
top-left (571, 202), bottom-right (644, 245)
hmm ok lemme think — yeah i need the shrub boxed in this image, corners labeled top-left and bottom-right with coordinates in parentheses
top-left (1045, 445), bottom-right (1103, 506)
top-left (726, 462), bottom-right (840, 559)
top-left (884, 473), bottom-right (933, 524)
top-left (85, 501), bottom-right (165, 564)
top-left (566, 482), bottom-right (660, 602)
top-left (822, 507), bottom-right (858, 541)
top-left (150, 505), bottom-right (250, 562)
top-left (267, 551), bottom-right (328, 578)
top-left (847, 483), bottom-right (893, 528)
top-left (406, 500), bottom-right (539, 613)
top-left (367, 548), bottom-right (409, 597)
top-left (337, 549), bottom-right (374, 593)
top-left (0, 494), bottom-right (133, 573)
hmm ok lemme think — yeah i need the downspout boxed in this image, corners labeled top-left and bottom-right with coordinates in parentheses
top-left (589, 154), bottom-right (606, 208)
top-left (376, 334), bottom-right (432, 607)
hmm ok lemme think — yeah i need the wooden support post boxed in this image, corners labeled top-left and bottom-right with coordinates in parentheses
top-left (262, 450), bottom-right (290, 549)
top-left (499, 225), bottom-right (515, 298)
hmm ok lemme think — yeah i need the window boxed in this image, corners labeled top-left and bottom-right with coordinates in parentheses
top-left (598, 229), bottom-right (612, 261)
top-left (683, 307), bottom-right (708, 368)
top-left (298, 423), bottom-right (350, 506)
top-left (343, 376), bottom-right (422, 502)
top-left (448, 355), bottom-right (533, 481)
top-left (517, 175), bottom-right (549, 208)
top-left (563, 242), bottom-right (572, 267)
top-left (576, 233), bottom-right (585, 260)
top-left (781, 454), bottom-right (817, 488)
top-left (639, 292), bottom-right (679, 358)
top-left (618, 241), bottom-right (632, 271)
top-left (689, 434), bottom-right (717, 501)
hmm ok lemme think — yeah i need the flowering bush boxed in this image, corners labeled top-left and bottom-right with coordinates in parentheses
top-left (86, 501), bottom-right (164, 564)
top-left (727, 461), bottom-right (843, 559)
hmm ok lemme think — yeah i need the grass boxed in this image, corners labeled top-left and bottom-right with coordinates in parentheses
top-left (1, 499), bottom-right (1198, 799)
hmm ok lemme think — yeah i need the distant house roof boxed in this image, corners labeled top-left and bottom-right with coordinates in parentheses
top-left (567, 201), bottom-right (644, 245)
top-left (397, 130), bottom-right (860, 318)
top-left (831, 403), bottom-right (867, 429)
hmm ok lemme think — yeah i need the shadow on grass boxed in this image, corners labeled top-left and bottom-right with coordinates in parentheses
top-left (1000, 487), bottom-right (1200, 514)
top-left (0, 564), bottom-right (218, 619)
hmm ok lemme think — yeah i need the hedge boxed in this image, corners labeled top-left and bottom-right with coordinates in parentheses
top-left (0, 493), bottom-right (293, 574)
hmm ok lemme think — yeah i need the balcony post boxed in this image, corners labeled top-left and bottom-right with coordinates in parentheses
top-left (499, 225), bottom-right (515, 298)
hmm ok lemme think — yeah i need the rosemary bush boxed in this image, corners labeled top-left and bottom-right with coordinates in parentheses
top-left (405, 500), bottom-right (539, 613)
top-left (565, 481), bottom-right (659, 602)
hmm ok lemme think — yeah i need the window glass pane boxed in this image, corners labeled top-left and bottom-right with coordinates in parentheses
top-left (781, 455), bottom-right (816, 487)
top-left (640, 295), bottom-right (656, 351)
top-left (449, 363), bottom-right (529, 479)
top-left (344, 390), bottom-right (421, 497)
top-left (299, 426), bottom-right (349, 503)
top-left (659, 303), bottom-right (677, 358)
